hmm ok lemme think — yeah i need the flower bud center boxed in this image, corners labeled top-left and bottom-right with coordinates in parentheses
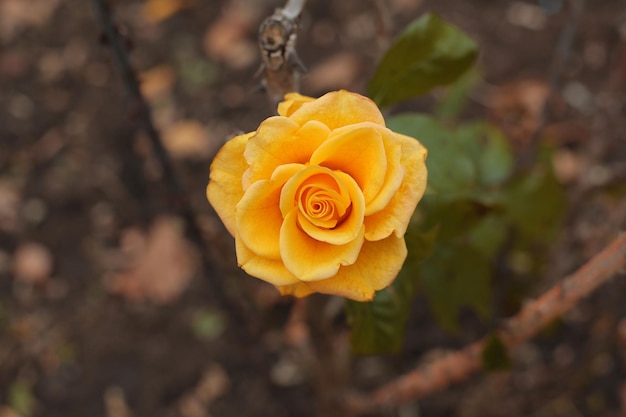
top-left (296, 172), bottom-right (351, 230)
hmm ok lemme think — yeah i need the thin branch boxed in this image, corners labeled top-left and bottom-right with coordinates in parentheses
top-left (345, 232), bottom-right (626, 415)
top-left (520, 0), bottom-right (585, 167)
top-left (282, 0), bottom-right (307, 20)
top-left (257, 0), bottom-right (307, 107)
top-left (91, 0), bottom-right (245, 324)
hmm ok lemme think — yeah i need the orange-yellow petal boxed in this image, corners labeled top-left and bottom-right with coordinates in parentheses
top-left (235, 232), bottom-right (300, 286)
top-left (244, 118), bottom-right (331, 186)
top-left (310, 122), bottom-right (387, 206)
top-left (306, 234), bottom-right (408, 301)
top-left (364, 133), bottom-right (428, 241)
top-left (277, 93), bottom-right (315, 117)
top-left (276, 282), bottom-right (315, 298)
top-left (280, 209), bottom-right (365, 282)
top-left (207, 132), bottom-right (253, 236)
top-left (279, 166), bottom-right (365, 245)
top-left (289, 90), bottom-right (385, 130)
top-left (236, 163), bottom-right (302, 259)
top-left (362, 127), bottom-right (405, 216)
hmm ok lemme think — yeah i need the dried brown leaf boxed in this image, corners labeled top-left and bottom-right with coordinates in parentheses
top-left (106, 217), bottom-right (198, 304)
top-left (139, 65), bottom-right (176, 102)
top-left (142, 0), bottom-right (193, 24)
top-left (303, 52), bottom-right (361, 93)
top-left (12, 242), bottom-right (53, 284)
top-left (162, 120), bottom-right (213, 159)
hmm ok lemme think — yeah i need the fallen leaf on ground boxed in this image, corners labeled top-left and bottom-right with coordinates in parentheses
top-left (303, 53), bottom-right (361, 93)
top-left (487, 79), bottom-right (552, 148)
top-left (0, 181), bottom-right (20, 232)
top-left (552, 149), bottom-right (582, 184)
top-left (202, 3), bottom-right (258, 68)
top-left (0, 0), bottom-right (61, 42)
top-left (12, 242), bottom-right (53, 284)
top-left (178, 363), bottom-right (230, 417)
top-left (0, 407), bottom-right (20, 417)
top-left (142, 0), bottom-right (193, 24)
top-left (106, 216), bottom-right (198, 304)
top-left (139, 65), bottom-right (176, 102)
top-left (104, 386), bottom-right (132, 417)
top-left (162, 120), bottom-right (213, 159)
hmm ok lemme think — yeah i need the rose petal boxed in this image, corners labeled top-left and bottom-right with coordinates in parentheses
top-left (362, 127), bottom-right (405, 216)
top-left (276, 282), bottom-right (315, 298)
top-left (277, 93), bottom-right (315, 117)
top-left (244, 118), bottom-right (330, 186)
top-left (289, 90), bottom-right (385, 130)
top-left (364, 134), bottom-right (428, 241)
top-left (280, 209), bottom-right (365, 282)
top-left (235, 232), bottom-right (300, 286)
top-left (279, 166), bottom-right (365, 245)
top-left (306, 234), bottom-right (408, 301)
top-left (310, 122), bottom-right (387, 206)
top-left (207, 132), bottom-right (253, 236)
top-left (236, 164), bottom-right (303, 259)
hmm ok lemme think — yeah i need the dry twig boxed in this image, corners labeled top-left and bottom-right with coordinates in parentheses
top-left (257, 0), bottom-right (307, 107)
top-left (520, 0), bottom-right (585, 166)
top-left (91, 0), bottom-right (245, 324)
top-left (346, 232), bottom-right (626, 415)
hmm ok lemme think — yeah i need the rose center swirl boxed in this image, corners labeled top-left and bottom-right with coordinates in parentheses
top-left (279, 164), bottom-right (365, 245)
top-left (296, 173), bottom-right (351, 229)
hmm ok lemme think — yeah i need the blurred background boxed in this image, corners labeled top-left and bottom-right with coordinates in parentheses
top-left (1, 0), bottom-right (626, 416)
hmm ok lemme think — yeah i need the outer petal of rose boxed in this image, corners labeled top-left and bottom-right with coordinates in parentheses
top-left (244, 118), bottom-right (330, 186)
top-left (277, 93), bottom-right (315, 117)
top-left (306, 234), bottom-right (407, 301)
top-left (236, 164), bottom-right (303, 259)
top-left (280, 209), bottom-right (365, 282)
top-left (276, 282), bottom-right (315, 298)
top-left (207, 132), bottom-right (254, 236)
top-left (364, 134), bottom-right (428, 241)
top-left (310, 123), bottom-right (386, 205)
top-left (362, 127), bottom-right (405, 216)
top-left (289, 90), bottom-right (385, 130)
top-left (235, 232), bottom-right (300, 286)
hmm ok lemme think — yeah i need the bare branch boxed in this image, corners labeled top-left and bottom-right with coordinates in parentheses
top-left (91, 0), bottom-right (247, 326)
top-left (257, 0), bottom-right (307, 107)
top-left (346, 232), bottom-right (626, 415)
top-left (519, 0), bottom-right (585, 167)
top-left (283, 0), bottom-right (307, 20)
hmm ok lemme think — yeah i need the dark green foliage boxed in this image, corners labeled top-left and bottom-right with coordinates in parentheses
top-left (368, 13), bottom-right (478, 108)
top-left (347, 14), bottom-right (565, 355)
top-left (346, 228), bottom-right (437, 355)
top-left (346, 112), bottom-right (566, 353)
top-left (481, 333), bottom-right (511, 370)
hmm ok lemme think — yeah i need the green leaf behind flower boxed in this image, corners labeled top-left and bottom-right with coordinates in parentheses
top-left (383, 113), bottom-right (565, 333)
top-left (368, 13), bottom-right (478, 108)
top-left (346, 228), bottom-right (437, 355)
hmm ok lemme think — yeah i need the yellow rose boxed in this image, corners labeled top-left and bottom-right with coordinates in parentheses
top-left (207, 90), bottom-right (427, 301)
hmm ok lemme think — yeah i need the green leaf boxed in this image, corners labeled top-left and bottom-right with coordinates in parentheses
top-left (481, 333), bottom-right (511, 370)
top-left (192, 308), bottom-right (225, 341)
top-left (420, 244), bottom-right (492, 332)
top-left (368, 13), bottom-right (478, 108)
top-left (346, 229), bottom-right (437, 355)
top-left (478, 126), bottom-right (514, 186)
top-left (435, 66), bottom-right (481, 121)
top-left (387, 114), bottom-right (476, 198)
top-left (467, 214), bottom-right (509, 258)
top-left (503, 157), bottom-right (566, 242)
top-left (9, 379), bottom-right (34, 417)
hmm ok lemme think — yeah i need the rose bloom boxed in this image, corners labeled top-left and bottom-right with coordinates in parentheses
top-left (207, 90), bottom-right (427, 301)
